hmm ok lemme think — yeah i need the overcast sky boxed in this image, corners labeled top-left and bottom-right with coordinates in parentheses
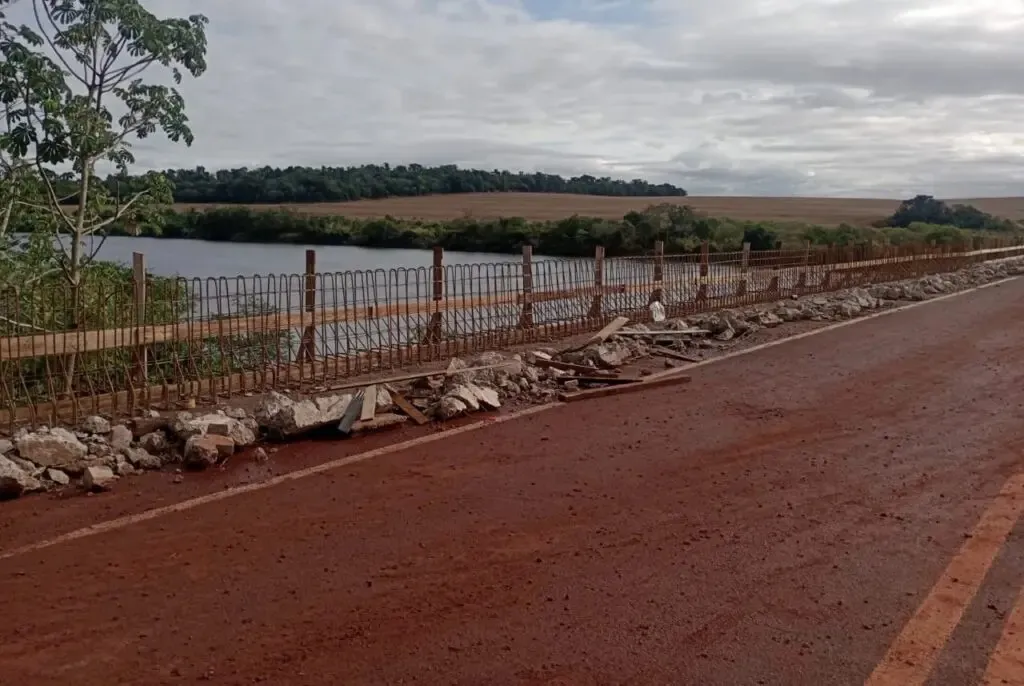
top-left (15, 0), bottom-right (1024, 197)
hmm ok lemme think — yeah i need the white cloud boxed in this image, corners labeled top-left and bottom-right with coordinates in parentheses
top-left (12, 0), bottom-right (1024, 196)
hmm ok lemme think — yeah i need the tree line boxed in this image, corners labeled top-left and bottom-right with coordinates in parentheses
top-left (877, 195), bottom-right (1017, 232)
top-left (62, 164), bottom-right (688, 205)
top-left (107, 201), bottom-right (1021, 259)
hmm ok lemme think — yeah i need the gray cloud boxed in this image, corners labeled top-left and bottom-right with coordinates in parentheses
top-left (9, 0), bottom-right (1024, 196)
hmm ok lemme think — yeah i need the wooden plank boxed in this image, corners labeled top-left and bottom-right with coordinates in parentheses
top-left (533, 358), bottom-right (616, 376)
top-left (386, 386), bottom-right (429, 425)
top-left (650, 345), bottom-right (700, 363)
top-left (360, 384), bottom-right (377, 422)
top-left (337, 390), bottom-right (364, 434)
top-left (323, 363), bottom-right (510, 393)
top-left (559, 375), bottom-right (641, 385)
top-left (561, 315), bottom-right (629, 353)
top-left (616, 328), bottom-right (708, 337)
top-left (557, 374), bottom-right (692, 402)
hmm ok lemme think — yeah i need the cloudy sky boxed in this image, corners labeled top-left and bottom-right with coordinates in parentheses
top-left (15, 0), bottom-right (1024, 197)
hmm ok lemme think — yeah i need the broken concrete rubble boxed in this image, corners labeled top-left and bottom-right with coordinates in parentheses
top-left (0, 455), bottom-right (43, 499)
top-left (15, 428), bottom-right (87, 470)
top-left (183, 434), bottom-right (234, 468)
top-left (80, 415), bottom-right (111, 435)
top-left (46, 468), bottom-right (70, 486)
top-left (108, 425), bottom-right (133, 453)
top-left (139, 430), bottom-right (170, 455)
top-left (254, 391), bottom-right (354, 438)
top-left (82, 465), bottom-right (117, 492)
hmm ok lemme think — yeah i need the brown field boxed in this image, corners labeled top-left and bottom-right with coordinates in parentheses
top-left (172, 193), bottom-right (1024, 226)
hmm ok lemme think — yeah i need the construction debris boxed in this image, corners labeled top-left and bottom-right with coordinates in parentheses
top-left (557, 373), bottom-right (692, 402)
top-left (5, 257), bottom-right (1024, 501)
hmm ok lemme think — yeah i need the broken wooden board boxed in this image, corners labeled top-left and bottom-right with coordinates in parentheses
top-left (350, 412), bottom-right (409, 433)
top-left (534, 358), bottom-right (617, 377)
top-left (386, 385), bottom-right (430, 425)
top-left (324, 362), bottom-right (511, 393)
top-left (557, 374), bottom-right (692, 403)
top-left (360, 384), bottom-right (378, 422)
top-left (650, 345), bottom-right (701, 363)
top-left (560, 316), bottom-right (629, 353)
top-left (616, 328), bottom-right (709, 337)
top-left (337, 390), bottom-right (365, 434)
top-left (558, 375), bottom-right (642, 386)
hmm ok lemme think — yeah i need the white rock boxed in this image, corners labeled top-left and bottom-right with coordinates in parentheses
top-left (183, 434), bottom-right (234, 468)
top-left (374, 387), bottom-right (393, 412)
top-left (139, 430), bottom-right (170, 454)
top-left (437, 396), bottom-right (468, 419)
top-left (467, 383), bottom-right (501, 410)
top-left (124, 447), bottom-right (162, 470)
top-left (225, 407), bottom-right (249, 420)
top-left (45, 468), bottom-right (70, 486)
top-left (450, 385), bottom-right (480, 411)
top-left (255, 391), bottom-right (353, 437)
top-left (115, 461), bottom-right (137, 476)
top-left (82, 465), bottom-right (117, 492)
top-left (108, 425), bottom-right (132, 452)
top-left (0, 455), bottom-right (43, 499)
top-left (81, 415), bottom-right (111, 434)
top-left (0, 439), bottom-right (11, 455)
top-left (15, 428), bottom-right (87, 469)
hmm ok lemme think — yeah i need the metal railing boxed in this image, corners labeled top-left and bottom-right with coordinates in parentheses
top-left (2, 238), bottom-right (1022, 429)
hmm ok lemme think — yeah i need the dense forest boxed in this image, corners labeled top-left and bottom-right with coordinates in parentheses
top-left (83, 164), bottom-right (689, 204)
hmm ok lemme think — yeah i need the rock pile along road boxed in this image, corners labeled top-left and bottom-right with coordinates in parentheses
top-left (3, 276), bottom-right (1024, 685)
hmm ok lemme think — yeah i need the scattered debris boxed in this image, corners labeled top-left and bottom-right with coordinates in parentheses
top-left (561, 315), bottom-right (629, 353)
top-left (108, 425), bottom-right (133, 453)
top-left (81, 415), bottom-right (111, 435)
top-left (0, 455), bottom-right (43, 499)
top-left (337, 391), bottom-right (365, 435)
top-left (650, 346), bottom-right (701, 364)
top-left (82, 465), bottom-right (117, 492)
top-left (15, 428), bottom-right (87, 470)
top-left (360, 385), bottom-right (378, 422)
top-left (558, 372), bottom-right (693, 403)
top-left (184, 434), bottom-right (234, 469)
top-left (388, 387), bottom-right (429, 425)
top-left (351, 413), bottom-right (409, 433)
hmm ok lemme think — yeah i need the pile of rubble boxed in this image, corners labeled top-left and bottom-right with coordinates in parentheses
top-left (1, 256), bottom-right (1022, 501)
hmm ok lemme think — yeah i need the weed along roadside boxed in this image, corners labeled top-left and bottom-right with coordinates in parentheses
top-left (1, 255), bottom-right (1022, 502)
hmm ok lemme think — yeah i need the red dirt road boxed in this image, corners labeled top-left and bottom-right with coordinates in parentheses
top-left (4, 279), bottom-right (1024, 685)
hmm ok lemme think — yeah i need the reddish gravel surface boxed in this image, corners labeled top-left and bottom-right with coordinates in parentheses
top-left (3, 278), bottom-right (1024, 685)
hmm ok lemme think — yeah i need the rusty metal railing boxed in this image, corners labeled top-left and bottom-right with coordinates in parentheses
top-left (2, 238), bottom-right (1022, 430)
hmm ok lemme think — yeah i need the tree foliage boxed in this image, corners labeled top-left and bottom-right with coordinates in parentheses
top-left (78, 163), bottom-right (690, 204)
top-left (0, 0), bottom-right (207, 293)
top-left (881, 195), bottom-right (1017, 232)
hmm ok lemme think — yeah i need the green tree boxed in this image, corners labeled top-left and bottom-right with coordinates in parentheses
top-left (0, 0), bottom-right (208, 391)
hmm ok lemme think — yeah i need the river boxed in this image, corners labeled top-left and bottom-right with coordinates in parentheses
top-left (86, 236), bottom-right (525, 278)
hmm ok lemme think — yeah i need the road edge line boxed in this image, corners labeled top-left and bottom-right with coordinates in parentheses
top-left (865, 471), bottom-right (1024, 686)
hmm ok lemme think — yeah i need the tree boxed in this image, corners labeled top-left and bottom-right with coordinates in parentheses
top-left (0, 0), bottom-right (208, 390)
top-left (21, 0), bottom-right (207, 291)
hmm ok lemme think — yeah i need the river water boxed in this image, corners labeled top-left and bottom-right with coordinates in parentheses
top-left (87, 236), bottom-right (523, 277)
